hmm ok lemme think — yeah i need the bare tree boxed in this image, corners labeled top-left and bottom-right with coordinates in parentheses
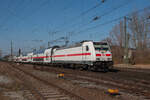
top-left (102, 37), bottom-right (112, 45)
top-left (110, 20), bottom-right (124, 47)
top-left (108, 9), bottom-right (150, 64)
top-left (128, 10), bottom-right (150, 50)
top-left (108, 21), bottom-right (125, 63)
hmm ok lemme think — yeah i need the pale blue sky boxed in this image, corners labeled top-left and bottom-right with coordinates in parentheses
top-left (0, 0), bottom-right (150, 55)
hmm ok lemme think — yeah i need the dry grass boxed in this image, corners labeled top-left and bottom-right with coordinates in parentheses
top-left (133, 50), bottom-right (150, 64)
top-left (0, 93), bottom-right (10, 100)
top-left (111, 47), bottom-right (150, 64)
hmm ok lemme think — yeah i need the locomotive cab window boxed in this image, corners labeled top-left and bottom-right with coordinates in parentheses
top-left (94, 42), bottom-right (109, 51)
top-left (86, 46), bottom-right (89, 51)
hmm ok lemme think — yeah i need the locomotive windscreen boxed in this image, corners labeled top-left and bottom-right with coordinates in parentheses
top-left (93, 42), bottom-right (109, 51)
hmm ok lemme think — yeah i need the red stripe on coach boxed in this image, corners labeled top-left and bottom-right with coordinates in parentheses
top-left (67, 53), bottom-right (91, 56)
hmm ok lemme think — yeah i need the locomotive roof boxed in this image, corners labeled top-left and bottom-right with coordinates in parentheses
top-left (56, 42), bottom-right (83, 50)
top-left (93, 41), bottom-right (108, 45)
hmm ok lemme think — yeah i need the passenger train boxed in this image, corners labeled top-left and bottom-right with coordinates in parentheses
top-left (14, 40), bottom-right (113, 71)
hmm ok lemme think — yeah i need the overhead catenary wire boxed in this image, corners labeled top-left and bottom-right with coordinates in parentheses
top-left (21, 0), bottom-right (51, 20)
top-left (59, 0), bottom-right (74, 14)
top-left (47, 0), bottom-right (133, 45)
top-left (34, 0), bottom-right (75, 34)
top-left (0, 0), bottom-right (33, 30)
top-left (64, 0), bottom-right (132, 34)
top-left (72, 16), bottom-right (123, 36)
top-left (1, 0), bottom-right (149, 54)
top-left (69, 5), bottom-right (150, 37)
top-left (0, 0), bottom-right (51, 30)
top-left (0, 0), bottom-right (16, 29)
top-left (53, 1), bottom-right (105, 33)
top-left (80, 3), bottom-right (102, 16)
top-left (0, 0), bottom-right (34, 28)
top-left (54, 0), bottom-right (134, 40)
top-left (93, 0), bottom-right (132, 20)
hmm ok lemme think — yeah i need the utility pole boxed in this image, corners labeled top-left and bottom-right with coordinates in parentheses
top-left (10, 40), bottom-right (13, 61)
top-left (48, 31), bottom-right (51, 48)
top-left (48, 42), bottom-right (50, 48)
top-left (48, 31), bottom-right (56, 48)
top-left (18, 48), bottom-right (21, 56)
top-left (64, 37), bottom-right (69, 46)
top-left (124, 16), bottom-right (129, 64)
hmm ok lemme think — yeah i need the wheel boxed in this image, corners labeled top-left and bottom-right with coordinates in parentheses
top-left (103, 68), bottom-right (108, 72)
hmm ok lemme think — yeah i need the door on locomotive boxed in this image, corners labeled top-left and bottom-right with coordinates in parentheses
top-left (81, 42), bottom-right (92, 70)
top-left (81, 41), bottom-right (94, 66)
top-left (82, 45), bottom-right (89, 61)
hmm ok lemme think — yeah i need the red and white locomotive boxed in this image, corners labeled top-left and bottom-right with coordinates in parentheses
top-left (15, 41), bottom-right (113, 71)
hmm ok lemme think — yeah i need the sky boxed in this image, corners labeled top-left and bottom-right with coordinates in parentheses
top-left (0, 0), bottom-right (150, 56)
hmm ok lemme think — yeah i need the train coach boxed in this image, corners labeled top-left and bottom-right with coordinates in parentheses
top-left (15, 40), bottom-right (113, 71)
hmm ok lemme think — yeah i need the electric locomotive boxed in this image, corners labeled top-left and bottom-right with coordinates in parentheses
top-left (15, 40), bottom-right (113, 71)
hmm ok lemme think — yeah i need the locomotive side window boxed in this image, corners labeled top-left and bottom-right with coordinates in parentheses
top-left (86, 46), bottom-right (89, 51)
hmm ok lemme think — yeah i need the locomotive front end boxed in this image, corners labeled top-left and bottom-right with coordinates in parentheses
top-left (93, 42), bottom-right (113, 70)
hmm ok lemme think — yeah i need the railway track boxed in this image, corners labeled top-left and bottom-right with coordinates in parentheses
top-left (5, 62), bottom-right (150, 99)
top-left (115, 67), bottom-right (150, 76)
top-left (67, 72), bottom-right (150, 99)
top-left (67, 73), bottom-right (150, 99)
top-left (28, 64), bottom-right (150, 99)
top-left (0, 62), bottom-right (38, 100)
top-left (7, 62), bottom-right (85, 100)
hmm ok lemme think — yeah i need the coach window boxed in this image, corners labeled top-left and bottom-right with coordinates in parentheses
top-left (86, 46), bottom-right (89, 51)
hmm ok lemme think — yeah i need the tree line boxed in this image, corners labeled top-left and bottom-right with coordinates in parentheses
top-left (106, 9), bottom-right (150, 64)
